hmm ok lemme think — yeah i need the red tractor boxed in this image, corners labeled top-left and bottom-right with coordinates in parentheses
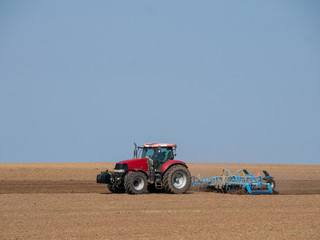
top-left (97, 143), bottom-right (191, 194)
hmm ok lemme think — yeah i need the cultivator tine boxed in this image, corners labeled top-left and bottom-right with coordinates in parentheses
top-left (267, 183), bottom-right (273, 193)
top-left (245, 184), bottom-right (252, 194)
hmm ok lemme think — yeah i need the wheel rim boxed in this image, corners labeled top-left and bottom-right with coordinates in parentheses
top-left (172, 171), bottom-right (187, 189)
top-left (270, 182), bottom-right (274, 189)
top-left (133, 177), bottom-right (144, 191)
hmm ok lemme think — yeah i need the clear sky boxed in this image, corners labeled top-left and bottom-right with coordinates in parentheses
top-left (0, 1), bottom-right (319, 164)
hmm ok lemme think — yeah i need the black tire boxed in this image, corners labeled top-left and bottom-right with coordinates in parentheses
top-left (266, 178), bottom-right (276, 189)
top-left (124, 172), bottom-right (147, 194)
top-left (163, 165), bottom-right (191, 194)
top-left (107, 184), bottom-right (125, 193)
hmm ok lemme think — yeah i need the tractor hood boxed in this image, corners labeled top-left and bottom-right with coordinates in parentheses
top-left (118, 158), bottom-right (148, 172)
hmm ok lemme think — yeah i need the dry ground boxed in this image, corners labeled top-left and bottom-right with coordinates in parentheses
top-left (0, 162), bottom-right (319, 239)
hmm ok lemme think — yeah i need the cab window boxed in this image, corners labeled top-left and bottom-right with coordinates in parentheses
top-left (154, 147), bottom-right (173, 162)
top-left (142, 148), bottom-right (155, 158)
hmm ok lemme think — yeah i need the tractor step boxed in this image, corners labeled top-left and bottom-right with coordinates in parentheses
top-left (155, 174), bottom-right (162, 189)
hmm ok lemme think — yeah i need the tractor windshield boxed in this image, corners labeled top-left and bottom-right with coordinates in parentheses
top-left (142, 148), bottom-right (155, 159)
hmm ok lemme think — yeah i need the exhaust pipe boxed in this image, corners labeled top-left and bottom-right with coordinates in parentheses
top-left (133, 142), bottom-right (137, 159)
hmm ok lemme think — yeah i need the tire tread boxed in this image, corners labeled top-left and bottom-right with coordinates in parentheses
top-left (163, 165), bottom-right (191, 194)
top-left (124, 172), bottom-right (147, 194)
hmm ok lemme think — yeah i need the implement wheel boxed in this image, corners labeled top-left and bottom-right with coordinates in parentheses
top-left (124, 172), bottom-right (147, 194)
top-left (163, 165), bottom-right (191, 194)
top-left (266, 178), bottom-right (276, 189)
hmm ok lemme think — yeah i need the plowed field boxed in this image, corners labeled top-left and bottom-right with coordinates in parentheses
top-left (1, 163), bottom-right (319, 239)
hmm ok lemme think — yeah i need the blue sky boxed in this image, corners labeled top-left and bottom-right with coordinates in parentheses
top-left (0, 1), bottom-right (319, 164)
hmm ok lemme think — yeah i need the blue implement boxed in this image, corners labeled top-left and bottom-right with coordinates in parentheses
top-left (191, 168), bottom-right (277, 195)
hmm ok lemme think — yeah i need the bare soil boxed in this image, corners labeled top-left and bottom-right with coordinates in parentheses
top-left (0, 162), bottom-right (319, 239)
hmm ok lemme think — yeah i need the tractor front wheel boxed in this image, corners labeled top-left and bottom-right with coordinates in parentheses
top-left (163, 165), bottom-right (191, 194)
top-left (124, 172), bottom-right (147, 194)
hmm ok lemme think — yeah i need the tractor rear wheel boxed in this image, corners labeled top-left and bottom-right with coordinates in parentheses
top-left (124, 172), bottom-right (147, 194)
top-left (163, 165), bottom-right (191, 194)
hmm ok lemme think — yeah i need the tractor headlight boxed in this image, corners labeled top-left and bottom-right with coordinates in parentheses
top-left (114, 169), bottom-right (125, 173)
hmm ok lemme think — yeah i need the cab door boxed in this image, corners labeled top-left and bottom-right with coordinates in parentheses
top-left (153, 147), bottom-right (173, 172)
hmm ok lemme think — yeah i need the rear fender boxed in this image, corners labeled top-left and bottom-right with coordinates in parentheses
top-left (161, 160), bottom-right (187, 174)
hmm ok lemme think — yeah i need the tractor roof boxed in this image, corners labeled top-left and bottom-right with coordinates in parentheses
top-left (143, 143), bottom-right (177, 148)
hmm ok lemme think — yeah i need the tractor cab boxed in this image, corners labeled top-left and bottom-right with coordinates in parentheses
top-left (140, 143), bottom-right (176, 172)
